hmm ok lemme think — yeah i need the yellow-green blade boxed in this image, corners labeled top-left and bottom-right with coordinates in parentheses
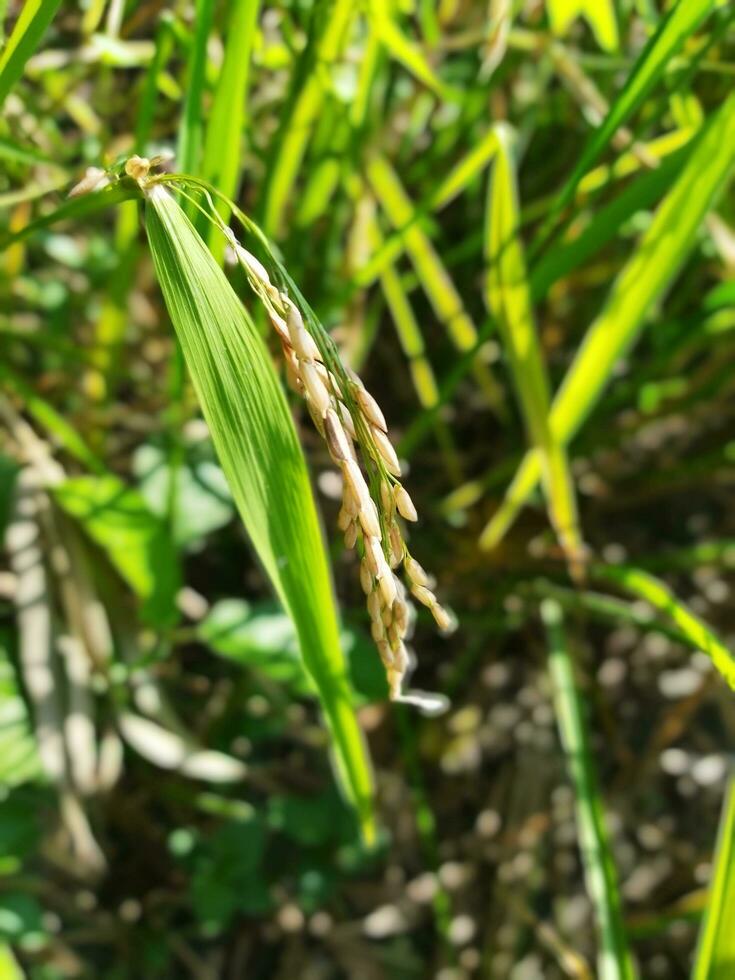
top-left (546, 0), bottom-right (619, 52)
top-left (591, 564), bottom-right (735, 690)
top-left (261, 0), bottom-right (356, 237)
top-left (0, 0), bottom-right (61, 106)
top-left (201, 0), bottom-right (261, 258)
top-left (692, 777), bottom-right (735, 979)
top-left (143, 185), bottom-right (375, 839)
top-left (485, 124), bottom-right (582, 569)
top-left (366, 153), bottom-right (504, 411)
top-left (537, 0), bottom-right (718, 249)
top-left (481, 91), bottom-right (735, 550)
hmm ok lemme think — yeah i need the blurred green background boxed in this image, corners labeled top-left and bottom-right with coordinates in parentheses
top-left (1, 0), bottom-right (735, 977)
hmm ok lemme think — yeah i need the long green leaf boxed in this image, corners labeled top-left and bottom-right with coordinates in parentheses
top-left (545, 0), bottom-right (619, 52)
top-left (692, 777), bottom-right (735, 979)
top-left (0, 0), bottom-right (61, 106)
top-left (201, 0), bottom-right (260, 257)
top-left (366, 0), bottom-right (454, 100)
top-left (0, 181), bottom-right (135, 251)
top-left (143, 184), bottom-right (375, 837)
top-left (366, 153), bottom-right (504, 411)
top-left (177, 0), bottom-right (215, 178)
top-left (481, 92), bottom-right (735, 550)
top-left (536, 0), bottom-right (718, 249)
top-left (542, 599), bottom-right (636, 980)
top-left (530, 145), bottom-right (688, 302)
top-left (485, 125), bottom-right (582, 569)
top-left (261, 0), bottom-right (355, 237)
top-left (591, 564), bottom-right (735, 690)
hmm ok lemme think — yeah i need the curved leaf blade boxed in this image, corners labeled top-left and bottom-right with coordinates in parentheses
top-left (143, 186), bottom-right (375, 838)
top-left (481, 91), bottom-right (735, 550)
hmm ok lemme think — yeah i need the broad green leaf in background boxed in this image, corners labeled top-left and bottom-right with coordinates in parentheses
top-left (143, 184), bottom-right (375, 838)
top-left (133, 442), bottom-right (234, 549)
top-left (537, 0), bottom-right (719, 248)
top-left (199, 599), bottom-right (388, 704)
top-left (199, 599), bottom-right (314, 696)
top-left (545, 0), bottom-right (619, 52)
top-left (485, 125), bottom-right (582, 570)
top-left (0, 0), bottom-right (62, 106)
top-left (53, 474), bottom-right (180, 628)
top-left (481, 91), bottom-right (735, 550)
top-left (692, 777), bottom-right (735, 979)
top-left (0, 892), bottom-right (45, 952)
top-left (542, 599), bottom-right (636, 980)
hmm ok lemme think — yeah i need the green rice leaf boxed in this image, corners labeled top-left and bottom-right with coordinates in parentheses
top-left (0, 181), bottom-right (135, 251)
top-left (530, 145), bottom-right (688, 302)
top-left (542, 599), bottom-right (636, 980)
top-left (367, 0), bottom-right (454, 100)
top-left (261, 0), bottom-right (355, 236)
top-left (366, 153), bottom-right (504, 410)
top-left (0, 0), bottom-right (61, 106)
top-left (537, 0), bottom-right (718, 248)
top-left (481, 91), bottom-right (735, 550)
top-left (591, 564), bottom-right (735, 690)
top-left (545, 0), bottom-right (619, 52)
top-left (143, 184), bottom-right (375, 838)
top-left (692, 777), bottom-right (735, 979)
top-left (201, 0), bottom-right (261, 257)
top-left (485, 125), bottom-right (582, 569)
top-left (176, 0), bottom-right (214, 179)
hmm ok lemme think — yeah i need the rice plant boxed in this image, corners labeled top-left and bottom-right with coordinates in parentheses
top-left (2, 0), bottom-right (735, 976)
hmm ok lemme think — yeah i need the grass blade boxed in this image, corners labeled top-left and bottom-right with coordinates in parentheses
top-left (143, 185), bottom-right (375, 838)
top-left (536, 0), bottom-right (718, 249)
top-left (530, 144), bottom-right (689, 302)
top-left (366, 153), bottom-right (504, 411)
top-left (542, 599), bottom-right (636, 980)
top-left (0, 0), bottom-right (61, 105)
top-left (485, 125), bottom-right (582, 570)
top-left (545, 0), bottom-right (619, 52)
top-left (0, 181), bottom-right (135, 251)
top-left (367, 0), bottom-right (453, 100)
top-left (591, 564), bottom-right (735, 690)
top-left (355, 127), bottom-right (501, 288)
top-left (481, 91), bottom-right (735, 550)
top-left (201, 0), bottom-right (260, 258)
top-left (176, 0), bottom-right (215, 178)
top-left (261, 0), bottom-right (355, 237)
top-left (692, 777), bottom-right (735, 979)
top-left (367, 209), bottom-right (439, 410)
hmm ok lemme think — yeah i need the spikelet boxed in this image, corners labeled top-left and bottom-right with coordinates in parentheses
top-left (228, 236), bottom-right (452, 699)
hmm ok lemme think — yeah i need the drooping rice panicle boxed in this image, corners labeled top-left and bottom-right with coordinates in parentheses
top-left (218, 227), bottom-right (453, 700)
top-left (93, 157), bottom-right (452, 702)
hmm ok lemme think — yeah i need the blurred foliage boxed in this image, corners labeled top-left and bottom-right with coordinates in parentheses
top-left (1, 0), bottom-right (735, 977)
